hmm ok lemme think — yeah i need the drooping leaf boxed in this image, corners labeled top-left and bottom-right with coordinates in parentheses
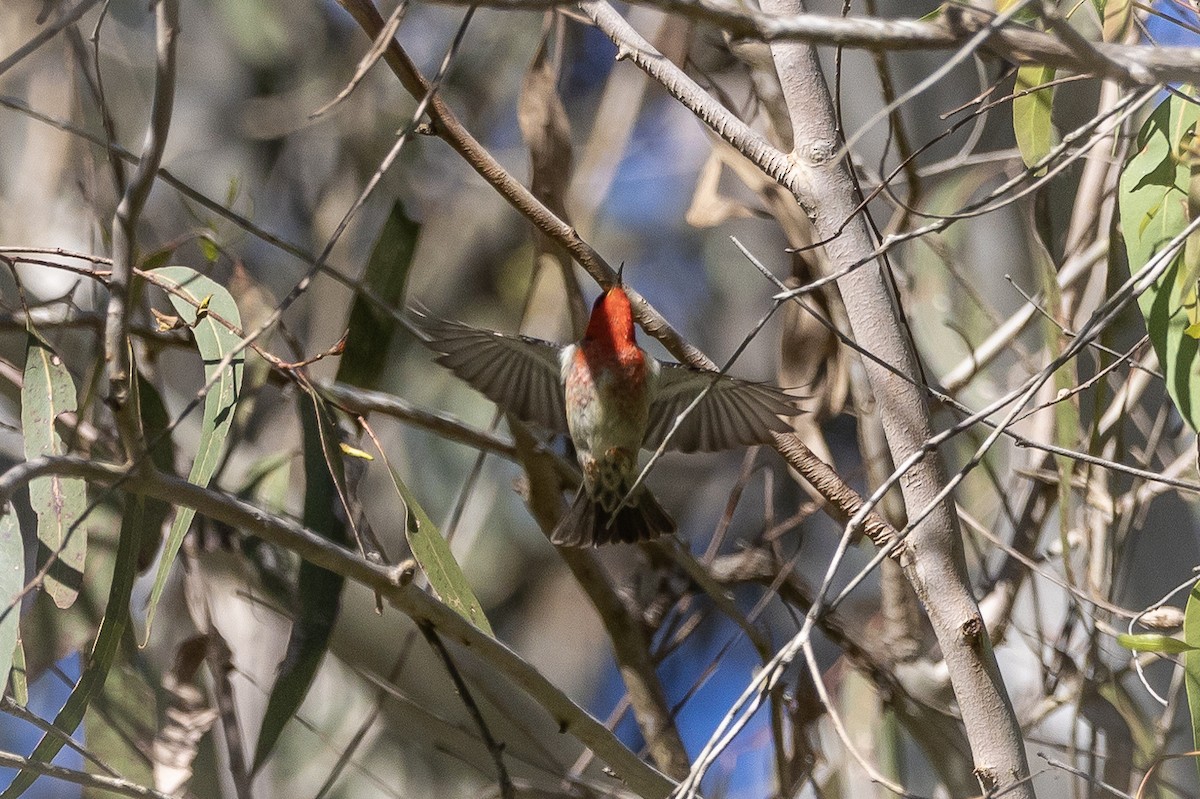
top-left (1119, 94), bottom-right (1200, 433)
top-left (1033, 242), bottom-right (1081, 584)
top-left (1097, 677), bottom-right (1158, 780)
top-left (135, 371), bottom-right (175, 571)
top-left (1102, 0), bottom-right (1132, 43)
top-left (1117, 632), bottom-right (1196, 654)
top-left (238, 451), bottom-right (297, 604)
top-left (18, 488), bottom-right (128, 688)
top-left (1184, 583), bottom-right (1200, 780)
top-left (337, 200), bottom-right (419, 390)
top-left (381, 459), bottom-right (491, 634)
top-left (9, 638), bottom-right (26, 708)
top-left (1013, 64), bottom-right (1057, 175)
top-left (21, 331), bottom-right (86, 608)
top-left (144, 266), bottom-right (244, 641)
top-left (0, 509), bottom-right (24, 698)
top-left (238, 451), bottom-right (293, 501)
top-left (83, 630), bottom-right (155, 797)
top-left (0, 494), bottom-right (142, 799)
top-left (252, 393), bottom-right (347, 771)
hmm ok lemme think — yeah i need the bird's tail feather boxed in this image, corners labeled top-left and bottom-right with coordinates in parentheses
top-left (550, 489), bottom-right (675, 546)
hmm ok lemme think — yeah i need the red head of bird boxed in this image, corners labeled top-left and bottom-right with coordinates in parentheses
top-left (583, 284), bottom-right (640, 364)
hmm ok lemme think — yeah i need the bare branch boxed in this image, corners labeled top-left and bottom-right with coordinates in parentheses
top-left (104, 0), bottom-right (179, 438)
top-left (0, 457), bottom-right (677, 799)
top-left (0, 748), bottom-right (174, 799)
top-left (0, 0), bottom-right (103, 77)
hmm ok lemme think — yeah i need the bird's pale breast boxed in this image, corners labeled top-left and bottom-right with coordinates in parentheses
top-left (561, 342), bottom-right (654, 471)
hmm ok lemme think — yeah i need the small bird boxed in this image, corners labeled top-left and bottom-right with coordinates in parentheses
top-left (418, 279), bottom-right (802, 546)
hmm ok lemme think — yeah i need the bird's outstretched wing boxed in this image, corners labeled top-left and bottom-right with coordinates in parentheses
top-left (416, 315), bottom-right (569, 433)
top-left (645, 364), bottom-right (802, 453)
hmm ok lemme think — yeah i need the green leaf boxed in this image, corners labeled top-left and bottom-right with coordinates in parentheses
top-left (143, 266), bottom-right (244, 641)
top-left (199, 237), bottom-right (219, 264)
top-left (83, 634), bottom-right (155, 797)
top-left (1102, 0), bottom-right (1132, 42)
top-left (0, 494), bottom-right (142, 799)
top-left (252, 394), bottom-right (347, 771)
top-left (135, 372), bottom-right (175, 572)
top-left (381, 457), bottom-right (491, 635)
top-left (1117, 632), bottom-right (1196, 654)
top-left (1119, 94), bottom-right (1200, 433)
top-left (238, 451), bottom-right (296, 605)
top-left (336, 200), bottom-right (420, 390)
top-left (9, 638), bottom-right (26, 707)
top-left (1185, 583), bottom-right (1200, 781)
top-left (238, 451), bottom-right (293, 502)
top-left (19, 494), bottom-right (123, 690)
top-left (0, 509), bottom-right (24, 698)
top-left (1097, 677), bottom-right (1158, 772)
top-left (995, 0), bottom-right (1041, 22)
top-left (21, 331), bottom-right (86, 608)
top-left (1014, 64), bottom-right (1058, 175)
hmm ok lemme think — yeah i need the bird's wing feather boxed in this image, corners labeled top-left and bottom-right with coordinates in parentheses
top-left (645, 363), bottom-right (802, 453)
top-left (417, 315), bottom-right (568, 433)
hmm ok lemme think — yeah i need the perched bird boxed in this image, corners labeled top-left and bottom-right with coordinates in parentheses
top-left (418, 280), bottom-right (802, 546)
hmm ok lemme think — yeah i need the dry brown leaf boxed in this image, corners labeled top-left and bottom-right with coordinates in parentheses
top-left (685, 150), bottom-right (754, 229)
top-left (518, 20), bottom-right (586, 333)
top-left (518, 24), bottom-right (573, 215)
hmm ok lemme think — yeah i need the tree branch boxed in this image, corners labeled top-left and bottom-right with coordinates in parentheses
top-left (574, 1), bottom-right (1036, 794)
top-left (422, 0), bottom-right (1190, 85)
top-left (0, 457), bottom-right (676, 799)
top-left (0, 747), bottom-right (173, 799)
top-left (104, 0), bottom-right (178, 437)
top-left (759, 1), bottom-right (1033, 794)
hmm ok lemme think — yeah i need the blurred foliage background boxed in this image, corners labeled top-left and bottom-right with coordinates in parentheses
top-left (3, 0), bottom-right (1200, 797)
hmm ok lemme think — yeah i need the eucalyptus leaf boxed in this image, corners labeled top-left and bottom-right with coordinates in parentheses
top-left (84, 637), bottom-right (156, 797)
top-left (252, 394), bottom-right (347, 771)
top-left (337, 199), bottom-right (420, 390)
top-left (1184, 583), bottom-right (1200, 781)
top-left (21, 331), bottom-right (86, 608)
top-left (1013, 64), bottom-right (1057, 175)
top-left (1119, 94), bottom-right (1200, 433)
top-left (382, 460), bottom-right (491, 635)
top-left (9, 638), bottom-right (26, 708)
top-left (1101, 0), bottom-right (1132, 42)
top-left (0, 509), bottom-right (24, 700)
top-left (143, 266), bottom-right (244, 641)
top-left (0, 495), bottom-right (142, 799)
top-left (1116, 632), bottom-right (1195, 654)
top-left (136, 371), bottom-right (175, 571)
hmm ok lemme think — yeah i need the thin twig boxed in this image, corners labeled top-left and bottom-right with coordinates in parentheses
top-left (418, 623), bottom-right (515, 799)
top-left (0, 748), bottom-right (174, 799)
top-left (104, 0), bottom-right (179, 440)
top-left (0, 0), bottom-right (104, 77)
top-left (0, 456), bottom-right (676, 799)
